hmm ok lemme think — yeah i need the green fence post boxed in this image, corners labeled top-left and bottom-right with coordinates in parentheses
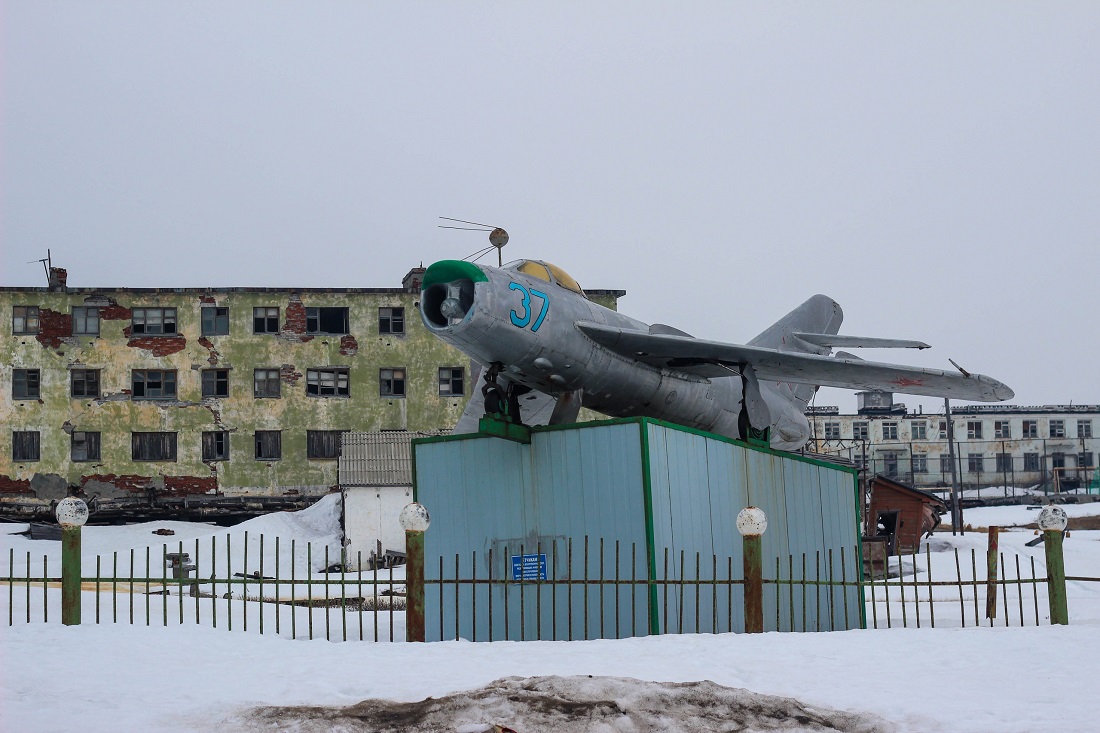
top-left (1038, 506), bottom-right (1069, 625)
top-left (737, 507), bottom-right (767, 634)
top-left (400, 503), bottom-right (430, 642)
top-left (57, 498), bottom-right (90, 626)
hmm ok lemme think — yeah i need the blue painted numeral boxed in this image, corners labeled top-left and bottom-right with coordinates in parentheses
top-left (509, 282), bottom-right (550, 332)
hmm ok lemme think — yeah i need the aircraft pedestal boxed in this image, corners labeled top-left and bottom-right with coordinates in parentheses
top-left (412, 416), bottom-right (861, 641)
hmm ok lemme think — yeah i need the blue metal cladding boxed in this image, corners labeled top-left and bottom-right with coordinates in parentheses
top-left (414, 418), bottom-right (860, 641)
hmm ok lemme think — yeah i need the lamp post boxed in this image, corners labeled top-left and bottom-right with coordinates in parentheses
top-left (736, 507), bottom-right (767, 634)
top-left (399, 502), bottom-right (430, 641)
top-left (1037, 505), bottom-right (1069, 625)
top-left (56, 497), bottom-right (89, 626)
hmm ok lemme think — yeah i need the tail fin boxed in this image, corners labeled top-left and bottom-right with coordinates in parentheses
top-left (749, 294), bottom-right (843, 404)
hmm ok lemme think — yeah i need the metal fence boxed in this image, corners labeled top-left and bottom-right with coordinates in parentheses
top-left (6, 531), bottom-right (1093, 639)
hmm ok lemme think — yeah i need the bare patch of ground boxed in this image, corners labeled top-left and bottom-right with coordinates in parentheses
top-left (236, 675), bottom-right (893, 733)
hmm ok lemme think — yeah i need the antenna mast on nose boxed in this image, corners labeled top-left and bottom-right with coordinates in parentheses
top-left (438, 217), bottom-right (509, 266)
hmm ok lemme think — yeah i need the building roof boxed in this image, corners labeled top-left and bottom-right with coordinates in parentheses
top-left (870, 474), bottom-right (947, 509)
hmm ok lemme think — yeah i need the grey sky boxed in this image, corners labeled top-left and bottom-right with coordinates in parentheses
top-left (3, 2), bottom-right (1098, 413)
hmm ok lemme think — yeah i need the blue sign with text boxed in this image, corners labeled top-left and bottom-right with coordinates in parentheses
top-left (510, 553), bottom-right (547, 581)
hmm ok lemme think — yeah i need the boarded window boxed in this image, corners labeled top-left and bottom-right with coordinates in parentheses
top-left (201, 306), bottom-right (229, 335)
top-left (132, 370), bottom-right (177, 399)
top-left (306, 307), bottom-right (349, 334)
top-left (71, 369), bottom-right (101, 399)
top-left (131, 307), bottom-right (177, 335)
top-left (72, 306), bottom-right (100, 335)
top-left (438, 367), bottom-right (464, 397)
top-left (71, 431), bottom-right (101, 462)
top-left (1024, 453), bottom-right (1040, 471)
top-left (255, 431), bottom-right (281, 460)
top-left (13, 369), bottom-right (40, 400)
top-left (307, 430), bottom-right (342, 459)
top-left (380, 368), bottom-right (406, 397)
top-left (13, 306), bottom-right (40, 334)
top-left (13, 431), bottom-right (40, 461)
top-left (253, 307), bottom-right (280, 334)
top-left (202, 431), bottom-right (230, 461)
top-left (379, 307), bottom-right (405, 335)
top-left (254, 369), bottom-right (281, 398)
top-left (132, 432), bottom-right (177, 461)
top-left (307, 368), bottom-right (350, 397)
top-left (202, 369), bottom-right (230, 398)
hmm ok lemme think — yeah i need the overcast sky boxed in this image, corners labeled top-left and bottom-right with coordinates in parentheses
top-left (3, 2), bottom-right (1098, 413)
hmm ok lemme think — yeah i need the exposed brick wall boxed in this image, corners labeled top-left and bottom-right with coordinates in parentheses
top-left (127, 335), bottom-right (187, 356)
top-left (35, 307), bottom-right (72, 349)
top-left (0, 476), bottom-right (32, 494)
top-left (98, 300), bottom-right (131, 321)
top-left (339, 335), bottom-right (359, 356)
top-left (165, 475), bottom-right (218, 494)
top-left (81, 474), bottom-right (153, 492)
top-left (281, 296), bottom-right (313, 343)
top-left (199, 295), bottom-right (216, 304)
top-left (280, 364), bottom-right (303, 384)
top-left (198, 336), bottom-right (221, 364)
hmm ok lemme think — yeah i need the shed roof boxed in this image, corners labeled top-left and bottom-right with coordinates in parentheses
top-left (870, 474), bottom-right (947, 509)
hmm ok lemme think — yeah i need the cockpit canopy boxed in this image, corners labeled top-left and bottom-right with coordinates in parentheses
top-left (503, 259), bottom-right (586, 297)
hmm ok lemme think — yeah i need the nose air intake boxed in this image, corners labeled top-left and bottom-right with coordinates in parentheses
top-left (422, 279), bottom-right (475, 328)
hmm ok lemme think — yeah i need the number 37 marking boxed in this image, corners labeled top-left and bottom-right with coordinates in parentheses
top-left (509, 282), bottom-right (550, 332)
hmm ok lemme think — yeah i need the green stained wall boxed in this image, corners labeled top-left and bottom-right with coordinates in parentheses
top-left (0, 281), bottom-right (622, 500)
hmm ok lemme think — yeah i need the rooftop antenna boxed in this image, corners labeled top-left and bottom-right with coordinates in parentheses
top-left (27, 248), bottom-right (52, 285)
top-left (438, 217), bottom-right (509, 266)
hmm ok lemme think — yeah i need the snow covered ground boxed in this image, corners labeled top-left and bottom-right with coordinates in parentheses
top-left (3, 495), bottom-right (1099, 732)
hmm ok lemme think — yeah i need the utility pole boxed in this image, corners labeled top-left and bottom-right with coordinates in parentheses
top-left (946, 398), bottom-right (962, 535)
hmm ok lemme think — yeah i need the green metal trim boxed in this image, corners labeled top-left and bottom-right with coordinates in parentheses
top-left (422, 260), bottom-right (489, 288)
top-left (853, 471), bottom-right (867, 629)
top-left (411, 441), bottom-right (419, 503)
top-left (637, 421), bottom-right (661, 635)
top-left (477, 416), bottom-right (532, 443)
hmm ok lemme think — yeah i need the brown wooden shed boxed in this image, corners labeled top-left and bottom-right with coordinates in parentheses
top-left (867, 474), bottom-right (946, 556)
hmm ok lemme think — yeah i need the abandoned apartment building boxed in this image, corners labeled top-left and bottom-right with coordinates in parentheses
top-left (806, 391), bottom-right (1099, 493)
top-left (0, 265), bottom-right (625, 517)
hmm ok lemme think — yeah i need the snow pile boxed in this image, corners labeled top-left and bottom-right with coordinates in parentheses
top-left (238, 675), bottom-right (891, 733)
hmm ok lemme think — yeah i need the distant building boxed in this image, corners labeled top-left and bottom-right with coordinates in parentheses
top-left (806, 392), bottom-right (1099, 492)
top-left (0, 265), bottom-right (624, 513)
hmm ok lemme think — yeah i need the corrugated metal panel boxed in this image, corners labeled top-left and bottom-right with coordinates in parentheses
top-left (339, 430), bottom-right (448, 486)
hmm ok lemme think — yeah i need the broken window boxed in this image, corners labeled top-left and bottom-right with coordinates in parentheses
top-left (438, 367), bottom-right (464, 397)
top-left (12, 431), bottom-right (40, 462)
top-left (910, 421), bottom-right (927, 440)
top-left (938, 421), bottom-right (948, 439)
top-left (202, 431), bottom-right (230, 461)
top-left (307, 430), bottom-right (343, 459)
top-left (911, 454), bottom-right (928, 474)
top-left (253, 307), bottom-right (280, 334)
top-left (201, 369), bottom-right (230, 398)
top-left (939, 454), bottom-right (954, 475)
top-left (881, 422), bottom-right (898, 441)
top-left (201, 306), bottom-right (230, 336)
top-left (996, 453), bottom-right (1012, 473)
top-left (13, 306), bottom-right (40, 334)
top-left (132, 369), bottom-right (177, 399)
top-left (380, 368), bottom-right (406, 397)
top-left (1051, 452), bottom-right (1065, 470)
top-left (852, 421), bottom-right (869, 441)
top-left (255, 431), bottom-right (281, 460)
top-left (13, 369), bottom-right (41, 400)
top-left (1022, 420), bottom-right (1038, 438)
top-left (1024, 453), bottom-right (1040, 471)
top-left (131, 307), bottom-right (177, 335)
top-left (132, 432), bottom-right (177, 461)
top-left (72, 306), bottom-right (100, 335)
top-left (307, 368), bottom-right (350, 397)
top-left (254, 369), bottom-right (281, 398)
top-left (71, 369), bottom-right (101, 399)
top-left (967, 421), bottom-right (983, 439)
top-left (1078, 420), bottom-right (1093, 439)
top-left (822, 421), bottom-right (840, 440)
top-left (967, 453), bottom-right (984, 473)
top-left (1049, 420), bottom-right (1065, 438)
top-left (71, 431), bottom-right (101, 462)
top-left (379, 307), bottom-right (405, 335)
top-left (994, 420), bottom-right (1011, 439)
top-left (306, 307), bottom-right (350, 335)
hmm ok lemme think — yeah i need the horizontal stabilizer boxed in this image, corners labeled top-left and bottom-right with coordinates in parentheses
top-left (576, 322), bottom-right (1014, 402)
top-left (794, 333), bottom-right (931, 350)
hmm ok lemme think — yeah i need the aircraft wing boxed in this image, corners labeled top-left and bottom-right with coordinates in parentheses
top-left (576, 322), bottom-right (1014, 402)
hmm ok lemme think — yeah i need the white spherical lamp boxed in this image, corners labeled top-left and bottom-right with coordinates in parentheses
top-left (736, 506), bottom-right (768, 536)
top-left (1037, 505), bottom-right (1068, 532)
top-left (56, 497), bottom-right (90, 528)
top-left (399, 502), bottom-right (430, 532)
